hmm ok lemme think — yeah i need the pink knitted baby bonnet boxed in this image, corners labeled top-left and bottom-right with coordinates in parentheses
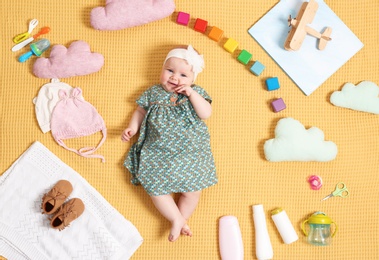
top-left (51, 87), bottom-right (107, 162)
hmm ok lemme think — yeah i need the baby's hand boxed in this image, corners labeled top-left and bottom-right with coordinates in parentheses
top-left (121, 128), bottom-right (136, 142)
top-left (175, 85), bottom-right (193, 97)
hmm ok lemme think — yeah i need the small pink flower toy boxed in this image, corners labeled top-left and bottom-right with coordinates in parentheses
top-left (308, 175), bottom-right (323, 190)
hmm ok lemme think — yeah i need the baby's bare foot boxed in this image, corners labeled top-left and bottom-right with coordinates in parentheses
top-left (168, 218), bottom-right (186, 242)
top-left (181, 224), bottom-right (192, 237)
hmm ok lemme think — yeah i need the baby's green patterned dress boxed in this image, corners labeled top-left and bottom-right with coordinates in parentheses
top-left (124, 84), bottom-right (217, 196)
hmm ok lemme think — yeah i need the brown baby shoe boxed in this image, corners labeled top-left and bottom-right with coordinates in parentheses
top-left (50, 198), bottom-right (85, 231)
top-left (41, 180), bottom-right (73, 214)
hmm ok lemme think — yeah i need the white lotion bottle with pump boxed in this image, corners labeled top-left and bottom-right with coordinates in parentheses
top-left (252, 204), bottom-right (273, 260)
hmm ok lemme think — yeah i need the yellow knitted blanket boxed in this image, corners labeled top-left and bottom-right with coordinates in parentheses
top-left (1, 0), bottom-right (378, 259)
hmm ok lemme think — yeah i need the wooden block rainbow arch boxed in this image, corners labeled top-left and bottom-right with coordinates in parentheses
top-left (175, 11), bottom-right (265, 76)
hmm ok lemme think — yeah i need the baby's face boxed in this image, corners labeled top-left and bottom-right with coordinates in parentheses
top-left (160, 57), bottom-right (194, 93)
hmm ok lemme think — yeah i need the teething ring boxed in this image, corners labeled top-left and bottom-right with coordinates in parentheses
top-left (308, 175), bottom-right (322, 190)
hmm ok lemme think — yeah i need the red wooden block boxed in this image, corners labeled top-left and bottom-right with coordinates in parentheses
top-left (194, 18), bottom-right (208, 33)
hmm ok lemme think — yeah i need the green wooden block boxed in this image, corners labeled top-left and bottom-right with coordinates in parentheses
top-left (237, 50), bottom-right (252, 65)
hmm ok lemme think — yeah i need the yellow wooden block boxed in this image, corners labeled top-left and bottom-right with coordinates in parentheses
top-left (208, 26), bottom-right (224, 42)
top-left (223, 38), bottom-right (239, 53)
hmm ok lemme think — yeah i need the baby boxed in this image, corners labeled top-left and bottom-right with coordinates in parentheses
top-left (122, 45), bottom-right (217, 242)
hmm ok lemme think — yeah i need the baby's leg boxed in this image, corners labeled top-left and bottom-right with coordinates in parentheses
top-left (177, 191), bottom-right (202, 236)
top-left (150, 194), bottom-right (186, 242)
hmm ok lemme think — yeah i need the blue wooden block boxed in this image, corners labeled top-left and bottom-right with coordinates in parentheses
top-left (271, 98), bottom-right (286, 112)
top-left (250, 60), bottom-right (265, 76)
top-left (266, 77), bottom-right (280, 91)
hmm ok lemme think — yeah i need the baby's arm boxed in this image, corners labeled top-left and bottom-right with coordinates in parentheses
top-left (188, 91), bottom-right (212, 119)
top-left (121, 106), bottom-right (147, 142)
top-left (175, 86), bottom-right (212, 119)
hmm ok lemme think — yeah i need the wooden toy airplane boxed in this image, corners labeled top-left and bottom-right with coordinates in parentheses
top-left (284, 0), bottom-right (332, 51)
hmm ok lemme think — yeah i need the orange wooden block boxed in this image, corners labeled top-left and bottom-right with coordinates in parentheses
top-left (208, 26), bottom-right (224, 42)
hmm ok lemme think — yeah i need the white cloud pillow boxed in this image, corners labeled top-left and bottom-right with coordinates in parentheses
top-left (330, 81), bottom-right (379, 114)
top-left (264, 118), bottom-right (338, 162)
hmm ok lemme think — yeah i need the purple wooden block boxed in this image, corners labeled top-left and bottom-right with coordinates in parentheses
top-left (271, 98), bottom-right (286, 112)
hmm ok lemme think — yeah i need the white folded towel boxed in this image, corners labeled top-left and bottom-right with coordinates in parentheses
top-left (0, 141), bottom-right (143, 259)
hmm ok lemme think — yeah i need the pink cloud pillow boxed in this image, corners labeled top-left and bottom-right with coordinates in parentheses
top-left (33, 41), bottom-right (104, 79)
top-left (91, 0), bottom-right (175, 31)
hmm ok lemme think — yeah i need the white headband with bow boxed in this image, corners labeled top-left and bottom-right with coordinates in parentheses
top-left (164, 45), bottom-right (205, 80)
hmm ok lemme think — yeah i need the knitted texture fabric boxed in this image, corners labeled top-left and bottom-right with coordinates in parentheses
top-left (90, 0), bottom-right (175, 30)
top-left (33, 41), bottom-right (104, 79)
top-left (51, 87), bottom-right (107, 161)
top-left (0, 141), bottom-right (143, 259)
top-left (2, 0), bottom-right (379, 259)
top-left (33, 79), bottom-right (76, 133)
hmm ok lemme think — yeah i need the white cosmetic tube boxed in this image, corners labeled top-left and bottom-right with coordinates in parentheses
top-left (271, 208), bottom-right (298, 244)
top-left (219, 215), bottom-right (244, 260)
top-left (252, 204), bottom-right (273, 260)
